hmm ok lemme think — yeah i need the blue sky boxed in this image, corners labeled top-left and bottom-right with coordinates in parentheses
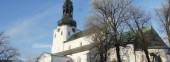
top-left (0, 0), bottom-right (164, 61)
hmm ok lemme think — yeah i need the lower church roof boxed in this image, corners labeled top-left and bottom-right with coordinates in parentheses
top-left (62, 26), bottom-right (169, 54)
top-left (57, 44), bottom-right (93, 55)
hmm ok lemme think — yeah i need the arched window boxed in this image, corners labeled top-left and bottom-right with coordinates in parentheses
top-left (68, 31), bottom-right (70, 36)
top-left (57, 28), bottom-right (60, 32)
top-left (150, 53), bottom-right (162, 62)
top-left (77, 57), bottom-right (81, 62)
top-left (61, 31), bottom-right (63, 35)
top-left (54, 34), bottom-right (56, 38)
top-left (152, 55), bottom-right (162, 62)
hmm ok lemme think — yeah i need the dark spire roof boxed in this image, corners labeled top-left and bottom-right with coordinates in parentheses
top-left (58, 0), bottom-right (77, 27)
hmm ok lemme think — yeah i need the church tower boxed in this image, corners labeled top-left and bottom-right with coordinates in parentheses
top-left (51, 0), bottom-right (80, 53)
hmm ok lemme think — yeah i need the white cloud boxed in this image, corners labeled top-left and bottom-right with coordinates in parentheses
top-left (32, 43), bottom-right (51, 48)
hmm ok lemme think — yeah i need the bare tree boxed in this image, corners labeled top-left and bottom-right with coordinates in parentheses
top-left (126, 6), bottom-right (151, 62)
top-left (85, 0), bottom-right (133, 62)
top-left (156, 0), bottom-right (170, 46)
top-left (85, 16), bottom-right (111, 62)
top-left (0, 32), bottom-right (22, 62)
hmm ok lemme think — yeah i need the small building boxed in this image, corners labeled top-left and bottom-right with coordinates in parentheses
top-left (37, 52), bottom-right (73, 62)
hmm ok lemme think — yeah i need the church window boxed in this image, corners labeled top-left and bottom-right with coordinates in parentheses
top-left (68, 31), bottom-right (70, 36)
top-left (150, 53), bottom-right (162, 62)
top-left (77, 57), bottom-right (81, 62)
top-left (57, 28), bottom-right (60, 32)
top-left (61, 31), bottom-right (63, 35)
top-left (72, 28), bottom-right (76, 33)
top-left (54, 34), bottom-right (56, 38)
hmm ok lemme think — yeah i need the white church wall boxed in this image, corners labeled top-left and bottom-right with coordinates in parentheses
top-left (67, 50), bottom-right (89, 62)
top-left (108, 44), bottom-right (137, 62)
top-left (51, 26), bottom-right (62, 53)
top-left (38, 53), bottom-right (51, 62)
top-left (108, 44), bottom-right (156, 62)
top-left (134, 49), bottom-right (169, 62)
top-left (52, 25), bottom-right (80, 53)
top-left (64, 36), bottom-right (91, 51)
top-left (148, 49), bottom-right (169, 62)
top-left (134, 51), bottom-right (147, 62)
top-left (108, 44), bottom-right (169, 62)
top-left (52, 56), bottom-right (73, 62)
top-left (120, 45), bottom-right (136, 62)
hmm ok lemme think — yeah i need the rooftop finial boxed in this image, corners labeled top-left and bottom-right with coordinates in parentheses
top-left (63, 0), bottom-right (73, 18)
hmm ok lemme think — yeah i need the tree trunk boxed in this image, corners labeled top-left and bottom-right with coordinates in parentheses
top-left (144, 49), bottom-right (150, 62)
top-left (105, 52), bottom-right (107, 62)
top-left (116, 45), bottom-right (121, 62)
top-left (100, 53), bottom-right (104, 62)
top-left (134, 51), bottom-right (137, 62)
top-left (167, 32), bottom-right (170, 46)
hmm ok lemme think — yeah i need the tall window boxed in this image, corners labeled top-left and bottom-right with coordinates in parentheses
top-left (54, 34), bottom-right (56, 38)
top-left (57, 28), bottom-right (60, 32)
top-left (68, 31), bottom-right (70, 36)
top-left (61, 31), bottom-right (63, 35)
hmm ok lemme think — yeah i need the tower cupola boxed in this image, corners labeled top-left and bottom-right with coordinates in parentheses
top-left (58, 0), bottom-right (77, 27)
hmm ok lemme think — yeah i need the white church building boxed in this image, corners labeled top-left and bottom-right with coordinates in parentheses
top-left (37, 0), bottom-right (170, 62)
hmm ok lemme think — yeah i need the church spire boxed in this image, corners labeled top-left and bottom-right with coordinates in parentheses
top-left (58, 0), bottom-right (76, 27)
top-left (63, 0), bottom-right (73, 18)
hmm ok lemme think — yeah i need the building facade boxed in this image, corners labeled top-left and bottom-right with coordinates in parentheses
top-left (37, 0), bottom-right (170, 62)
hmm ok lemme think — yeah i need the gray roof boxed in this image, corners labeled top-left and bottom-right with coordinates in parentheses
top-left (57, 44), bottom-right (93, 55)
top-left (144, 26), bottom-right (168, 49)
top-left (64, 28), bottom-right (93, 43)
top-left (131, 26), bottom-right (169, 50)
top-left (62, 26), bottom-right (169, 54)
